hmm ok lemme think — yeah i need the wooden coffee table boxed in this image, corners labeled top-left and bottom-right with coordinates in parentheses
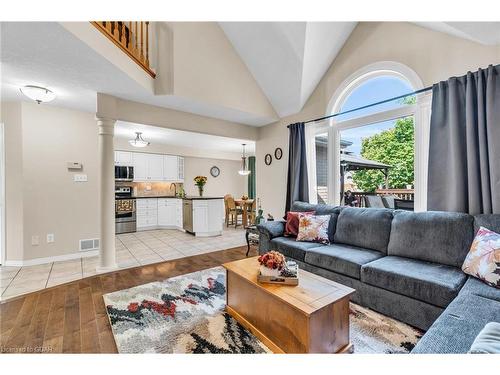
top-left (223, 256), bottom-right (355, 353)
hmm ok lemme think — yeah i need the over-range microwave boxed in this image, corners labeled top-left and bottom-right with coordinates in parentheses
top-left (115, 165), bottom-right (134, 181)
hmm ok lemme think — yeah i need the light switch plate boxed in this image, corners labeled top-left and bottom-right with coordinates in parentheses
top-left (74, 174), bottom-right (88, 182)
top-left (47, 233), bottom-right (55, 243)
top-left (32, 235), bottom-right (39, 246)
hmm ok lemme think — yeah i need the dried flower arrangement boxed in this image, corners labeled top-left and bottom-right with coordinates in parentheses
top-left (258, 251), bottom-right (286, 271)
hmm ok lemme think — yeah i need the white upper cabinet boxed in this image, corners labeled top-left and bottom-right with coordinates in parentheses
top-left (132, 152), bottom-right (149, 181)
top-left (148, 154), bottom-right (164, 181)
top-left (177, 157), bottom-right (184, 182)
top-left (132, 152), bottom-right (185, 182)
top-left (163, 155), bottom-right (179, 181)
top-left (114, 151), bottom-right (133, 165)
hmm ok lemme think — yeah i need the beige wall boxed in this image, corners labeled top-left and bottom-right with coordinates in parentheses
top-left (1, 102), bottom-right (25, 262)
top-left (256, 22), bottom-right (500, 219)
top-left (183, 157), bottom-right (247, 198)
top-left (168, 22), bottom-right (277, 120)
top-left (97, 93), bottom-right (259, 141)
top-left (1, 102), bottom-right (100, 262)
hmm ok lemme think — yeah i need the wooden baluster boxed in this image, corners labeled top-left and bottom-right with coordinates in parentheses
top-left (135, 21), bottom-right (138, 58)
top-left (140, 21), bottom-right (144, 62)
top-left (113, 22), bottom-right (119, 39)
top-left (145, 21), bottom-right (150, 67)
top-left (128, 21), bottom-right (132, 50)
top-left (121, 22), bottom-right (127, 47)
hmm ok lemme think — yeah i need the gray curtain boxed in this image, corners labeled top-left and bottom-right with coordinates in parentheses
top-left (285, 122), bottom-right (309, 214)
top-left (428, 64), bottom-right (500, 214)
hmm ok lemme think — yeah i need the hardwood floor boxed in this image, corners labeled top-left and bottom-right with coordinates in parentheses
top-left (0, 246), bottom-right (257, 354)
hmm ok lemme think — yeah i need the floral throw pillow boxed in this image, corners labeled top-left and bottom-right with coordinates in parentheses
top-left (284, 211), bottom-right (315, 237)
top-left (462, 227), bottom-right (500, 289)
top-left (296, 214), bottom-right (330, 244)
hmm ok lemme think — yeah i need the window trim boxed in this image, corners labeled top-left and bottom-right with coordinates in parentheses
top-left (312, 61), bottom-right (431, 211)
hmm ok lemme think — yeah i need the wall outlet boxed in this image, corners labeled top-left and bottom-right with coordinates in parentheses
top-left (74, 174), bottom-right (88, 182)
top-left (31, 235), bottom-right (39, 246)
top-left (47, 233), bottom-right (55, 243)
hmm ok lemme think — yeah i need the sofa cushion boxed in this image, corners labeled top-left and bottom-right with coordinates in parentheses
top-left (459, 277), bottom-right (500, 302)
top-left (284, 211), bottom-right (314, 237)
top-left (474, 214), bottom-right (500, 234)
top-left (411, 293), bottom-right (500, 353)
top-left (270, 237), bottom-right (323, 262)
top-left (387, 210), bottom-right (474, 268)
top-left (296, 214), bottom-right (330, 244)
top-left (334, 207), bottom-right (393, 253)
top-left (305, 244), bottom-right (385, 279)
top-left (361, 256), bottom-right (467, 307)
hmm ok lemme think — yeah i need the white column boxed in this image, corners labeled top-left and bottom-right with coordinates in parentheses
top-left (97, 117), bottom-right (117, 272)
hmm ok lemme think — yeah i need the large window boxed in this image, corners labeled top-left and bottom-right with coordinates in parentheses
top-left (310, 63), bottom-right (431, 211)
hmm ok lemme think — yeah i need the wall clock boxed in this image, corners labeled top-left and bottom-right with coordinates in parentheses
top-left (274, 147), bottom-right (283, 160)
top-left (264, 154), bottom-right (272, 166)
top-left (210, 166), bottom-right (220, 177)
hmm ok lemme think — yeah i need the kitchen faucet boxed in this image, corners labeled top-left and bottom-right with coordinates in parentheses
top-left (170, 183), bottom-right (178, 197)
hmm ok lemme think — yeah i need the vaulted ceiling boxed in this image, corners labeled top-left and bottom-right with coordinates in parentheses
top-left (219, 22), bottom-right (357, 118)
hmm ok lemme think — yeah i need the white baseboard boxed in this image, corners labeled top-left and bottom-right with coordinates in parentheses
top-left (4, 249), bottom-right (99, 267)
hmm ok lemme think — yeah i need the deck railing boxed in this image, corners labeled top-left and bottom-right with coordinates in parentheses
top-left (316, 186), bottom-right (414, 207)
top-left (91, 21), bottom-right (156, 78)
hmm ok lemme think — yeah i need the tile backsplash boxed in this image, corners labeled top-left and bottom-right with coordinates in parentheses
top-left (116, 181), bottom-right (183, 197)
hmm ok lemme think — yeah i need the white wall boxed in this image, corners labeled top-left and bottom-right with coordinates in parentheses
top-left (256, 22), bottom-right (500, 219)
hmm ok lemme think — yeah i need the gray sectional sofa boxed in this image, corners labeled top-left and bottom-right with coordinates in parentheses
top-left (257, 201), bottom-right (500, 354)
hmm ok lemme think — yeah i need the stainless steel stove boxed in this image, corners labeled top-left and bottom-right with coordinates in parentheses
top-left (115, 186), bottom-right (136, 234)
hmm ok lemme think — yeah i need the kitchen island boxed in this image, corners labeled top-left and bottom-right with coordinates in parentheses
top-left (182, 197), bottom-right (224, 237)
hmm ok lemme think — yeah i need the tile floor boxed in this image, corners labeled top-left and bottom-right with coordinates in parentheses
top-left (0, 227), bottom-right (247, 300)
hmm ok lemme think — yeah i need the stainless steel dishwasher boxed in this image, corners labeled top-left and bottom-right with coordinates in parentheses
top-left (183, 199), bottom-right (193, 233)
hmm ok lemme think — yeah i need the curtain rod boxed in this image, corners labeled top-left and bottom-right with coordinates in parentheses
top-left (287, 86), bottom-right (432, 128)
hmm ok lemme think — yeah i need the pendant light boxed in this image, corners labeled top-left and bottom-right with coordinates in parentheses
top-left (238, 144), bottom-right (251, 176)
top-left (20, 85), bottom-right (56, 104)
top-left (129, 132), bottom-right (150, 148)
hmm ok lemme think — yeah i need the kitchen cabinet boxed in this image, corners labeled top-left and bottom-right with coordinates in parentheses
top-left (191, 198), bottom-right (223, 236)
top-left (158, 198), bottom-right (183, 228)
top-left (114, 151), bottom-right (133, 166)
top-left (131, 152), bottom-right (184, 182)
top-left (136, 198), bottom-right (158, 229)
top-left (163, 155), bottom-right (178, 181)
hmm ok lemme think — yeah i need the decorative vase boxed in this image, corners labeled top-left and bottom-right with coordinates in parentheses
top-left (259, 265), bottom-right (281, 277)
top-left (198, 186), bottom-right (204, 197)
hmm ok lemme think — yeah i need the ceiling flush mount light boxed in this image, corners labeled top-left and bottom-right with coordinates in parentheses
top-left (19, 85), bottom-right (56, 104)
top-left (129, 132), bottom-right (150, 148)
top-left (238, 143), bottom-right (251, 176)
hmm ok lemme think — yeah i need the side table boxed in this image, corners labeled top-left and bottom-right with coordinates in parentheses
top-left (245, 225), bottom-right (259, 256)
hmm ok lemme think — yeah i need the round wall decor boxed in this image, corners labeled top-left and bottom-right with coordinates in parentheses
top-left (274, 147), bottom-right (283, 160)
top-left (210, 166), bottom-right (220, 177)
top-left (264, 154), bottom-right (272, 166)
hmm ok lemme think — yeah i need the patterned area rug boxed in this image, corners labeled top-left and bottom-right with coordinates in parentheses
top-left (103, 267), bottom-right (423, 353)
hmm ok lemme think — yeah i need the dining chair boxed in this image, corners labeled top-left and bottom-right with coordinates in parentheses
top-left (226, 196), bottom-right (243, 228)
top-left (247, 199), bottom-right (256, 225)
top-left (223, 194), bottom-right (233, 226)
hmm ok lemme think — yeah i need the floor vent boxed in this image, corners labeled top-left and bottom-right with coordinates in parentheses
top-left (79, 238), bottom-right (100, 252)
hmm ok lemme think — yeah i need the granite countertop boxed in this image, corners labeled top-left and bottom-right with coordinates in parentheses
top-left (182, 196), bottom-right (224, 200)
top-left (134, 195), bottom-right (180, 199)
top-left (132, 196), bottom-right (223, 200)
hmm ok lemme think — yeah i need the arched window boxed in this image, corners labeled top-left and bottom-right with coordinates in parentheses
top-left (309, 62), bottom-right (431, 211)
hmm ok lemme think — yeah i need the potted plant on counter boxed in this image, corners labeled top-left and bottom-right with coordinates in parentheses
top-left (194, 176), bottom-right (208, 197)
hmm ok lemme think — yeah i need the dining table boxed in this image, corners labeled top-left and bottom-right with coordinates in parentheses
top-left (234, 198), bottom-right (255, 228)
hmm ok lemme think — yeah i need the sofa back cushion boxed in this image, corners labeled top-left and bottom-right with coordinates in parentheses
top-left (291, 201), bottom-right (343, 242)
top-left (387, 210), bottom-right (474, 268)
top-left (474, 214), bottom-right (500, 234)
top-left (334, 207), bottom-right (393, 253)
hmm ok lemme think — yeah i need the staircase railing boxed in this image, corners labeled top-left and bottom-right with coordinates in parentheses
top-left (91, 21), bottom-right (156, 78)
